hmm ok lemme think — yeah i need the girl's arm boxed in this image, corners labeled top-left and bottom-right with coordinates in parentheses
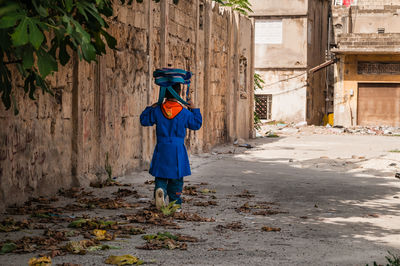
top-left (186, 108), bottom-right (202, 130)
top-left (140, 105), bottom-right (157, 126)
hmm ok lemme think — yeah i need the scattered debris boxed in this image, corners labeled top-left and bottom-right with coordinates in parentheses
top-left (236, 202), bottom-right (285, 216)
top-left (215, 222), bottom-right (243, 232)
top-left (144, 180), bottom-right (155, 185)
top-left (77, 197), bottom-right (139, 209)
top-left (68, 218), bottom-right (118, 230)
top-left (367, 213), bottom-right (379, 218)
top-left (262, 226), bottom-right (281, 232)
top-left (200, 188), bottom-right (216, 194)
top-left (193, 201), bottom-right (218, 207)
top-left (238, 143), bottom-right (253, 148)
top-left (236, 190), bottom-right (255, 198)
top-left (112, 188), bottom-right (139, 198)
top-left (173, 211), bottom-right (215, 222)
top-left (183, 186), bottom-right (198, 196)
top-left (137, 232), bottom-right (197, 250)
top-left (64, 239), bottom-right (98, 254)
top-left (0, 217), bottom-right (29, 232)
top-left (396, 173), bottom-right (400, 179)
top-left (90, 179), bottom-right (130, 188)
top-left (122, 210), bottom-right (179, 228)
top-left (208, 247), bottom-right (225, 251)
top-left (58, 188), bottom-right (93, 198)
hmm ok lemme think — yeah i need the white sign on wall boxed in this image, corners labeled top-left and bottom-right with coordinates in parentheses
top-left (255, 20), bottom-right (283, 44)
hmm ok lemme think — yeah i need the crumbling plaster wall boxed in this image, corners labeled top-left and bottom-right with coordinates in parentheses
top-left (0, 0), bottom-right (254, 210)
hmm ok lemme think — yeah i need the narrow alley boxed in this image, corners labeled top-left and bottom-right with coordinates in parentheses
top-left (1, 130), bottom-right (400, 265)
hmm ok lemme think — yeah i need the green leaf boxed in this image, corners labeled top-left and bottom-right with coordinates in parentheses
top-left (37, 49), bottom-right (58, 77)
top-left (100, 29), bottom-right (116, 49)
top-left (32, 0), bottom-right (49, 17)
top-left (0, 242), bottom-right (17, 254)
top-left (65, 0), bottom-right (74, 12)
top-left (0, 15), bottom-right (21, 29)
top-left (59, 40), bottom-right (71, 66)
top-left (22, 47), bottom-right (34, 69)
top-left (76, 4), bottom-right (89, 21)
top-left (11, 17), bottom-right (29, 46)
top-left (71, 19), bottom-right (90, 43)
top-left (81, 42), bottom-right (96, 61)
top-left (28, 19), bottom-right (44, 50)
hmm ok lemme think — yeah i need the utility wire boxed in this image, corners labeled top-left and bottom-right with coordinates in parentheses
top-left (259, 71), bottom-right (307, 87)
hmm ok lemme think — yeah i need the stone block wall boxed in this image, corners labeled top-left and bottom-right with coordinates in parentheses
top-left (0, 0), bottom-right (254, 210)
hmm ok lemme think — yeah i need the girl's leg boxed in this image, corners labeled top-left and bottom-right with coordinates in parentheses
top-left (154, 177), bottom-right (168, 209)
top-left (167, 177), bottom-right (184, 205)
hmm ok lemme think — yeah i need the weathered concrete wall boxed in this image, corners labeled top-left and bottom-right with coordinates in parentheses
top-left (256, 70), bottom-right (307, 122)
top-left (254, 18), bottom-right (308, 68)
top-left (0, 0), bottom-right (254, 210)
top-left (251, 0), bottom-right (328, 124)
top-left (250, 0), bottom-right (308, 16)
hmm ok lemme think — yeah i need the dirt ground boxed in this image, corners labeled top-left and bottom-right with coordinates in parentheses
top-left (1, 128), bottom-right (400, 266)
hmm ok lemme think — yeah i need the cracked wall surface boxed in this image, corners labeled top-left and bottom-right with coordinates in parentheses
top-left (0, 0), bottom-right (254, 210)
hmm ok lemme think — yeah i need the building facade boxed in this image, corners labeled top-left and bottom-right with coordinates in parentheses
top-left (250, 0), bottom-right (330, 124)
top-left (331, 0), bottom-right (400, 127)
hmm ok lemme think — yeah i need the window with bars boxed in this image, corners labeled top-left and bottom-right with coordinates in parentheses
top-left (255, 94), bottom-right (272, 120)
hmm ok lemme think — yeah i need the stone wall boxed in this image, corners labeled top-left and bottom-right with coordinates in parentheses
top-left (0, 0), bottom-right (254, 210)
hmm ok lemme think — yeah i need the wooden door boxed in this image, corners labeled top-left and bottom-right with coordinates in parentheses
top-left (357, 83), bottom-right (400, 127)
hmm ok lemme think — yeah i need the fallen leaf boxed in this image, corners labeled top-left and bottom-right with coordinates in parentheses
top-left (215, 222), bottom-right (243, 232)
top-left (112, 189), bottom-right (138, 198)
top-left (193, 201), bottom-right (217, 207)
top-left (0, 242), bottom-right (17, 254)
top-left (173, 211), bottom-right (215, 222)
top-left (105, 255), bottom-right (143, 265)
top-left (64, 239), bottom-right (97, 254)
top-left (236, 190), bottom-right (255, 198)
top-left (262, 226), bottom-right (281, 232)
top-left (28, 256), bottom-right (51, 266)
top-left (93, 229), bottom-right (113, 241)
top-left (87, 244), bottom-right (120, 251)
top-left (200, 189), bottom-right (216, 194)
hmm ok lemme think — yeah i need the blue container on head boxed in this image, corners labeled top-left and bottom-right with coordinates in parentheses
top-left (153, 68), bottom-right (192, 105)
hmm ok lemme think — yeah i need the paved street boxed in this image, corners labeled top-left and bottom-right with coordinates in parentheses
top-left (1, 133), bottom-right (400, 265)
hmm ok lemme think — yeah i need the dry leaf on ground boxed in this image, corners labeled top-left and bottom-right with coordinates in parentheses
top-left (262, 226), bottom-right (281, 232)
top-left (193, 201), bottom-right (218, 207)
top-left (105, 255), bottom-right (143, 265)
top-left (28, 256), bottom-right (51, 266)
top-left (215, 222), bottom-right (243, 232)
top-left (173, 211), bottom-right (215, 222)
top-left (93, 229), bottom-right (114, 241)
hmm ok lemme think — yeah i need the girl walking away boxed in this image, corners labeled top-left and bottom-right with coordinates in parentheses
top-left (140, 83), bottom-right (202, 210)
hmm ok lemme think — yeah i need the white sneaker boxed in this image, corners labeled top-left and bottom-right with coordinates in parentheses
top-left (155, 188), bottom-right (165, 210)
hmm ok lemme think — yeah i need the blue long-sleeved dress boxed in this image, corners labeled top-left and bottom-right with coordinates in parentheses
top-left (140, 105), bottom-right (202, 179)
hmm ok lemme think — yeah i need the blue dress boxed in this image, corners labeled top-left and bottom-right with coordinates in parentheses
top-left (140, 105), bottom-right (202, 179)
